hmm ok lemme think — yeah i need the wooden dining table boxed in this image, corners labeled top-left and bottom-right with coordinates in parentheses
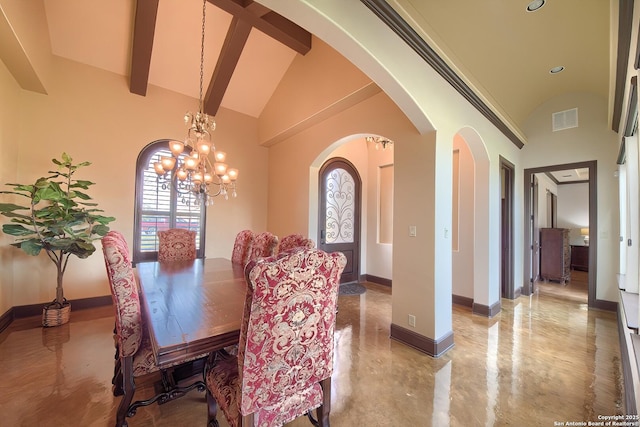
top-left (135, 257), bottom-right (247, 369)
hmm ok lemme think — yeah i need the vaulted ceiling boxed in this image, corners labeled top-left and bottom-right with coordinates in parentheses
top-left (43, 0), bottom-right (311, 119)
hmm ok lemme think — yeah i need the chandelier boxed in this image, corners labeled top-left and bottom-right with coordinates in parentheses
top-left (366, 136), bottom-right (394, 150)
top-left (153, 0), bottom-right (238, 206)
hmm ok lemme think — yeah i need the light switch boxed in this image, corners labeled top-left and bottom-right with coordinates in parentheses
top-left (409, 226), bottom-right (417, 237)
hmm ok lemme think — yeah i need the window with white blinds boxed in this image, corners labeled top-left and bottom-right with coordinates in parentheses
top-left (133, 141), bottom-right (206, 263)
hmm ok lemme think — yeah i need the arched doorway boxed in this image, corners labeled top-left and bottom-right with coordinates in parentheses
top-left (318, 157), bottom-right (362, 284)
top-left (453, 128), bottom-right (498, 316)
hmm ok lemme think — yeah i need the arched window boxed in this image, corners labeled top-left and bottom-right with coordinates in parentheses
top-left (133, 140), bottom-right (206, 263)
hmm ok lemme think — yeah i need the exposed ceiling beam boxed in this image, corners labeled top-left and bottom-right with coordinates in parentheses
top-left (0, 6), bottom-right (47, 94)
top-left (129, 0), bottom-right (311, 114)
top-left (207, 0), bottom-right (311, 54)
top-left (202, 0), bottom-right (312, 114)
top-left (204, 17), bottom-right (252, 115)
top-left (129, 0), bottom-right (159, 96)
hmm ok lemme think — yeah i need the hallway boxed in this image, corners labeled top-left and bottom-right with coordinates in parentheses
top-left (0, 278), bottom-right (622, 426)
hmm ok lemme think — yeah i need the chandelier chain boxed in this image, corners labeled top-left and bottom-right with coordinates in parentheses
top-left (199, 0), bottom-right (206, 112)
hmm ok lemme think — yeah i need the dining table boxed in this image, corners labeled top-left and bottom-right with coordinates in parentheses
top-left (135, 257), bottom-right (247, 370)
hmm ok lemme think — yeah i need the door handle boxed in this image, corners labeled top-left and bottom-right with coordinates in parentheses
top-left (320, 229), bottom-right (325, 244)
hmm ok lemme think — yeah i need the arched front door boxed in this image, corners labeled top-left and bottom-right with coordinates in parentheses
top-left (318, 158), bottom-right (361, 284)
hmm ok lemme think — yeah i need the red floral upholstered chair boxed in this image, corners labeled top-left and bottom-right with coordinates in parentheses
top-left (231, 230), bottom-right (254, 265)
top-left (205, 248), bottom-right (347, 427)
top-left (157, 228), bottom-right (197, 262)
top-left (102, 231), bottom-right (206, 427)
top-left (277, 233), bottom-right (315, 254)
top-left (102, 231), bottom-right (159, 427)
top-left (246, 231), bottom-right (278, 263)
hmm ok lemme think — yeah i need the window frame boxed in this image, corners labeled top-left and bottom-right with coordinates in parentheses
top-left (133, 139), bottom-right (207, 263)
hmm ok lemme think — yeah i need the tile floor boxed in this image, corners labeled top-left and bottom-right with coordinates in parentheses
top-left (0, 270), bottom-right (623, 426)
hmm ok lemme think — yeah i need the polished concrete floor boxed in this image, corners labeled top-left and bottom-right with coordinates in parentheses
top-left (0, 270), bottom-right (623, 426)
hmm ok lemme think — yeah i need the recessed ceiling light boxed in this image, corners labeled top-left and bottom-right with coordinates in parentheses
top-left (526, 0), bottom-right (546, 12)
top-left (549, 66), bottom-right (565, 74)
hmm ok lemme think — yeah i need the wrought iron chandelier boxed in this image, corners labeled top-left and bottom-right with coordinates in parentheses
top-left (154, 0), bottom-right (238, 206)
top-left (366, 136), bottom-right (393, 150)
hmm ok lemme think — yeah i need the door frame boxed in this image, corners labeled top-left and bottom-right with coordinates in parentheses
top-left (500, 156), bottom-right (515, 299)
top-left (531, 174), bottom-right (540, 291)
top-left (318, 157), bottom-right (362, 284)
top-left (523, 161), bottom-right (599, 308)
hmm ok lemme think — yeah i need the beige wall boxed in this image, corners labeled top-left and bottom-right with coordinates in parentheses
top-left (259, 37), bottom-right (374, 146)
top-left (0, 59), bottom-right (20, 314)
top-left (3, 55), bottom-right (268, 307)
top-left (522, 92), bottom-right (619, 302)
top-left (558, 183), bottom-right (589, 246)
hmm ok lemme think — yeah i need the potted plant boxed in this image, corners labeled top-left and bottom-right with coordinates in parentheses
top-left (0, 153), bottom-right (115, 327)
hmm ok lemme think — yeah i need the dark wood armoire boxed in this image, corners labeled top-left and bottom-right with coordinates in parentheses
top-left (539, 228), bottom-right (570, 283)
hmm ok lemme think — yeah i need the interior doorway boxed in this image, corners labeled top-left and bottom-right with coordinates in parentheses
top-left (523, 161), bottom-right (596, 307)
top-left (318, 157), bottom-right (361, 284)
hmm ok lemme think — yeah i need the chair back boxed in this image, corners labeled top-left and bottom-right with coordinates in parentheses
top-left (101, 231), bottom-right (143, 358)
top-left (246, 231), bottom-right (278, 262)
top-left (231, 229), bottom-right (254, 265)
top-left (157, 228), bottom-right (197, 262)
top-left (278, 233), bottom-right (315, 254)
top-left (238, 248), bottom-right (347, 417)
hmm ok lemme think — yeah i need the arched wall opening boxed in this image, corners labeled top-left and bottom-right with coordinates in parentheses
top-left (453, 127), bottom-right (499, 316)
top-left (452, 134), bottom-right (475, 303)
top-left (309, 134), bottom-right (395, 284)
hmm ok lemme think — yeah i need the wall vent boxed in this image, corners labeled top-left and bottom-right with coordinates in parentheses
top-left (552, 108), bottom-right (578, 131)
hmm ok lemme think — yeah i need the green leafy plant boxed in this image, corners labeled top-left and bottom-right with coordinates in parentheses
top-left (0, 153), bottom-right (115, 308)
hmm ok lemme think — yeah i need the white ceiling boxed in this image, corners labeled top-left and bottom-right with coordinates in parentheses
top-left (549, 168), bottom-right (590, 183)
top-left (12, 0), bottom-right (617, 137)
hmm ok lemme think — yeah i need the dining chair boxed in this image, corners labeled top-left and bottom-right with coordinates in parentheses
top-left (277, 233), bottom-right (315, 254)
top-left (102, 231), bottom-right (205, 427)
top-left (157, 228), bottom-right (197, 262)
top-left (204, 248), bottom-right (347, 427)
top-left (246, 231), bottom-right (279, 263)
top-left (231, 229), bottom-right (254, 265)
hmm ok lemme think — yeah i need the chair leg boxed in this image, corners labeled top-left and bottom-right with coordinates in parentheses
top-left (112, 327), bottom-right (123, 396)
top-left (206, 389), bottom-right (220, 427)
top-left (112, 360), bottom-right (123, 396)
top-left (317, 377), bottom-right (332, 427)
top-left (115, 356), bottom-right (135, 427)
top-left (242, 413), bottom-right (255, 426)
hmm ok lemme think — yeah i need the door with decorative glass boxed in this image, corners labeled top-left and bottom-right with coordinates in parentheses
top-left (318, 158), bottom-right (361, 284)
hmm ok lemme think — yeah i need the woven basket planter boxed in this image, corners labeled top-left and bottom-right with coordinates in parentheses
top-left (42, 301), bottom-right (71, 327)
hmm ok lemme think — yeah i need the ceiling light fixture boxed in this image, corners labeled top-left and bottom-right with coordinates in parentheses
top-left (154, 0), bottom-right (238, 206)
top-left (526, 0), bottom-right (546, 12)
top-left (366, 136), bottom-right (394, 150)
top-left (549, 66), bottom-right (565, 74)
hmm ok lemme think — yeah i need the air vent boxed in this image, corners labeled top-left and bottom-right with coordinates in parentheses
top-left (552, 108), bottom-right (578, 132)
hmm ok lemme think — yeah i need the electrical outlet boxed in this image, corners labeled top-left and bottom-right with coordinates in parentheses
top-left (408, 314), bottom-right (416, 327)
